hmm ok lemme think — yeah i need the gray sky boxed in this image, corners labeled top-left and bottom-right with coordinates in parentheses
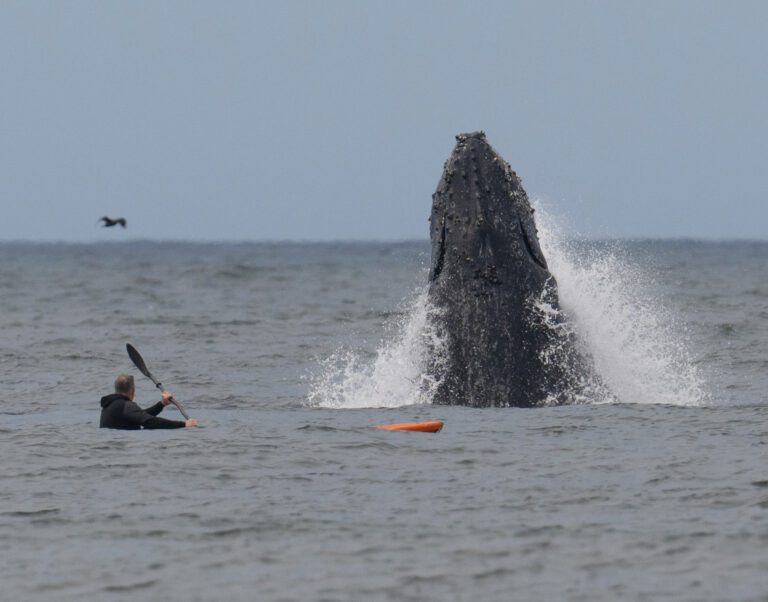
top-left (1, 1), bottom-right (766, 241)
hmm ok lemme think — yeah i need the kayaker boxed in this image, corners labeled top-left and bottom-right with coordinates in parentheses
top-left (100, 374), bottom-right (198, 429)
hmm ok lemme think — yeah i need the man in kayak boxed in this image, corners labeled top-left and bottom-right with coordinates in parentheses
top-left (100, 374), bottom-right (198, 429)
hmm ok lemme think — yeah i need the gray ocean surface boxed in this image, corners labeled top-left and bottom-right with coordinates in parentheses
top-left (1, 238), bottom-right (768, 601)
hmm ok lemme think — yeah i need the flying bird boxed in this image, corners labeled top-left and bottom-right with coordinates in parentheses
top-left (100, 217), bottom-right (127, 228)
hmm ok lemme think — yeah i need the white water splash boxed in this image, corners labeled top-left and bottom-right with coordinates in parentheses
top-left (309, 204), bottom-right (708, 409)
top-left (528, 282), bottom-right (605, 406)
top-left (307, 292), bottom-right (445, 408)
top-left (533, 201), bottom-right (708, 406)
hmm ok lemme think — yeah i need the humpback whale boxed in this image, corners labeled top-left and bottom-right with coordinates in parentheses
top-left (427, 132), bottom-right (589, 407)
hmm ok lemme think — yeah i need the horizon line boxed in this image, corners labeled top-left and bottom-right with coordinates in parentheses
top-left (1, 235), bottom-right (768, 245)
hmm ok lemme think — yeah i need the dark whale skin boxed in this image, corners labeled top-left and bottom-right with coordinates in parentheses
top-left (427, 131), bottom-right (580, 407)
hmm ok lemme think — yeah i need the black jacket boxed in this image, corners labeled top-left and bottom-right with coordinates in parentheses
top-left (99, 394), bottom-right (186, 430)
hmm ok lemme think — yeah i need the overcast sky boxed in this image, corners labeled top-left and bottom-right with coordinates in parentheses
top-left (1, 1), bottom-right (766, 241)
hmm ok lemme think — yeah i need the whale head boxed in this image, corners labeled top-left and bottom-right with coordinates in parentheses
top-left (429, 131), bottom-right (552, 294)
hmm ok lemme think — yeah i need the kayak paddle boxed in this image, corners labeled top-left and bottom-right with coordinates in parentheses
top-left (126, 343), bottom-right (191, 420)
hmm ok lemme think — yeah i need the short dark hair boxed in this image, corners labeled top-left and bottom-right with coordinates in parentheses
top-left (114, 374), bottom-right (135, 395)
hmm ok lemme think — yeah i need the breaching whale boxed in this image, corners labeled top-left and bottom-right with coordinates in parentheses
top-left (427, 131), bottom-right (589, 407)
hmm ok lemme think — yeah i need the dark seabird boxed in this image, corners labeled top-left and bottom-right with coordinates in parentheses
top-left (100, 217), bottom-right (127, 228)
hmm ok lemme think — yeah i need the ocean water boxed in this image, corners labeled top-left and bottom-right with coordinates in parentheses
top-left (2, 221), bottom-right (768, 600)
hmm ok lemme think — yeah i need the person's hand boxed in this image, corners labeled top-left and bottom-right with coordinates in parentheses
top-left (185, 418), bottom-right (199, 427)
top-left (161, 391), bottom-right (174, 406)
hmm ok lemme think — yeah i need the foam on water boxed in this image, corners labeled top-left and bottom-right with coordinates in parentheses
top-left (309, 205), bottom-right (708, 409)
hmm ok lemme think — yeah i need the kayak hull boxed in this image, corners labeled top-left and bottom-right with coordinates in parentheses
top-left (373, 420), bottom-right (444, 433)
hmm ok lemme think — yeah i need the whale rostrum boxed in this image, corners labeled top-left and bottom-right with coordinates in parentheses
top-left (427, 131), bottom-right (592, 407)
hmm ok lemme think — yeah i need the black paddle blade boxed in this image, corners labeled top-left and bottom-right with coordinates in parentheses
top-left (126, 343), bottom-right (160, 387)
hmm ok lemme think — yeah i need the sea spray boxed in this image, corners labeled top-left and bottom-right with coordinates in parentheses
top-left (309, 205), bottom-right (708, 409)
top-left (528, 280), bottom-right (607, 406)
top-left (307, 291), bottom-right (445, 408)
top-left (533, 201), bottom-right (708, 406)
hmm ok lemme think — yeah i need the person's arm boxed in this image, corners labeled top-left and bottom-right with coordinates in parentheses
top-left (122, 400), bottom-right (187, 429)
top-left (143, 401), bottom-right (164, 416)
top-left (143, 392), bottom-right (176, 418)
top-left (142, 415), bottom-right (187, 429)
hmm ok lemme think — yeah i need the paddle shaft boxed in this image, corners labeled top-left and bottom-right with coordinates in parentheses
top-left (150, 380), bottom-right (190, 420)
top-left (126, 344), bottom-right (191, 420)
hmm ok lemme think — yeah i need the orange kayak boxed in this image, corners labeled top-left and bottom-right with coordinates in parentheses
top-left (373, 420), bottom-right (444, 433)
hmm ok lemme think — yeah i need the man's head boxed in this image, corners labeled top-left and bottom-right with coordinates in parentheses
top-left (114, 374), bottom-right (135, 400)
